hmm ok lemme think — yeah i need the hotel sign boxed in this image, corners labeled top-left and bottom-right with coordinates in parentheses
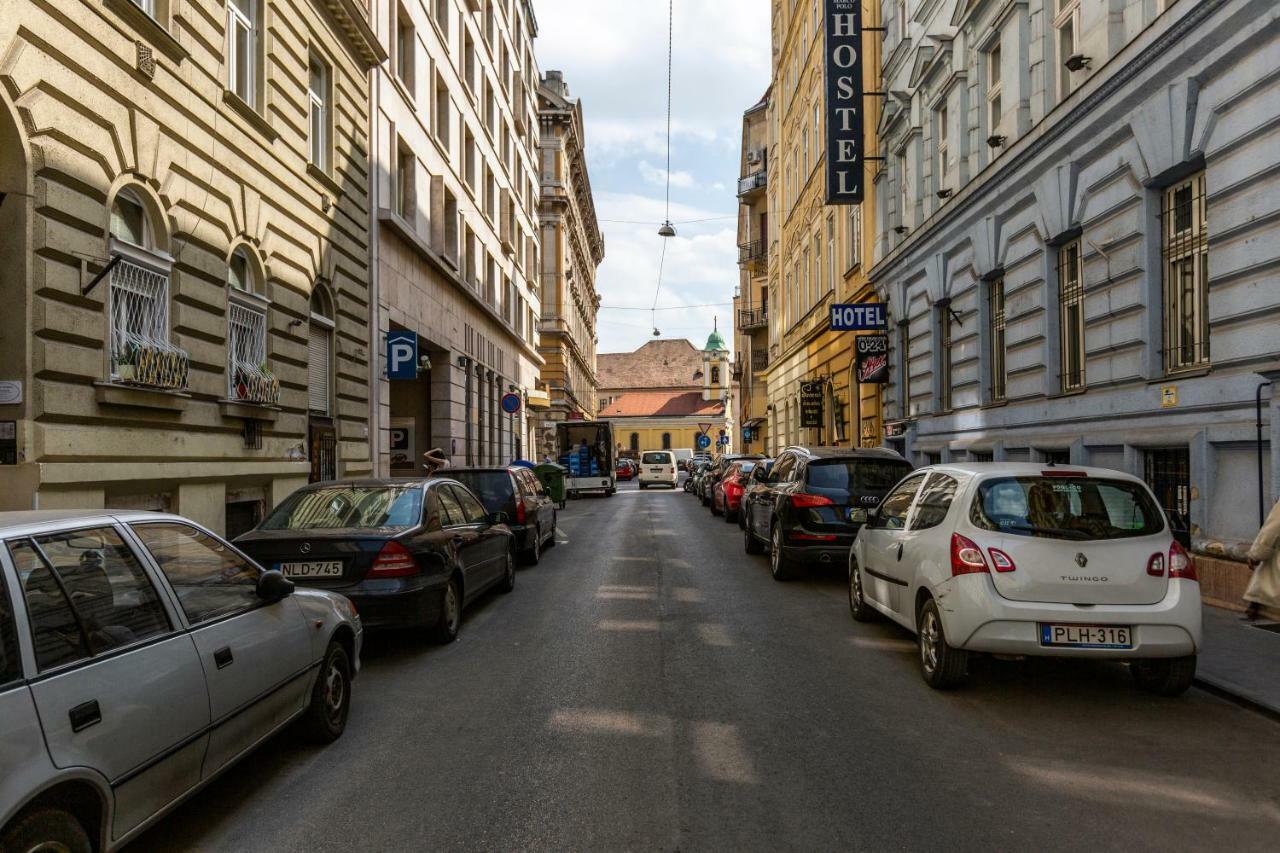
top-left (824, 0), bottom-right (864, 204)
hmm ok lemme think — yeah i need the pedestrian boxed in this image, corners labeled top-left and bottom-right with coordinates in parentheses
top-left (422, 447), bottom-right (449, 476)
top-left (1244, 497), bottom-right (1280, 621)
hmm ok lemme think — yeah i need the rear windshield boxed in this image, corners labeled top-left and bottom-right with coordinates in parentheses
top-left (970, 476), bottom-right (1165, 541)
top-left (736, 462), bottom-right (757, 474)
top-left (642, 452), bottom-right (672, 464)
top-left (261, 486), bottom-right (423, 531)
top-left (806, 460), bottom-right (912, 492)
top-left (448, 472), bottom-right (514, 512)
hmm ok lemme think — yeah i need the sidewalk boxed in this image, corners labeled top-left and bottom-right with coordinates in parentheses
top-left (1197, 604), bottom-right (1280, 717)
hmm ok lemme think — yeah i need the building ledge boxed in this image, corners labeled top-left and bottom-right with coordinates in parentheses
top-left (222, 90), bottom-right (278, 142)
top-left (307, 163), bottom-right (343, 199)
top-left (94, 382), bottom-right (190, 412)
top-left (103, 0), bottom-right (189, 64)
top-left (218, 400), bottom-right (280, 421)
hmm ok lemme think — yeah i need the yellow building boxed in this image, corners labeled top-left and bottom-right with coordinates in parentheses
top-left (597, 335), bottom-right (731, 456)
top-left (733, 91), bottom-right (771, 454)
top-left (0, 0), bottom-right (382, 535)
top-left (760, 0), bottom-right (883, 453)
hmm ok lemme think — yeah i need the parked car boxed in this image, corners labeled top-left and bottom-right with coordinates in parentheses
top-left (848, 463), bottom-right (1203, 693)
top-left (702, 453), bottom-right (765, 507)
top-left (236, 479), bottom-right (514, 642)
top-left (638, 450), bottom-right (679, 489)
top-left (616, 459), bottom-right (637, 481)
top-left (0, 510), bottom-right (359, 853)
top-left (744, 446), bottom-right (912, 580)
top-left (445, 467), bottom-right (557, 565)
top-left (712, 460), bottom-right (760, 523)
top-left (738, 458), bottom-right (775, 529)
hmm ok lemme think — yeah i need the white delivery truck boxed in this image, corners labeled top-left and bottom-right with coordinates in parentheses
top-left (556, 421), bottom-right (616, 498)
top-left (672, 448), bottom-right (694, 471)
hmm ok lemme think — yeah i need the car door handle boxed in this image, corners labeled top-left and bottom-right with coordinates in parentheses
top-left (896, 543), bottom-right (904, 561)
top-left (69, 700), bottom-right (101, 732)
top-left (214, 646), bottom-right (234, 669)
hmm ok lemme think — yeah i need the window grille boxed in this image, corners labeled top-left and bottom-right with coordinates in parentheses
top-left (1057, 239), bottom-right (1085, 391)
top-left (1161, 173), bottom-right (1209, 372)
top-left (989, 278), bottom-right (1007, 402)
top-left (938, 305), bottom-right (952, 411)
top-left (228, 300), bottom-right (276, 403)
top-left (1144, 447), bottom-right (1191, 547)
top-left (109, 258), bottom-right (188, 389)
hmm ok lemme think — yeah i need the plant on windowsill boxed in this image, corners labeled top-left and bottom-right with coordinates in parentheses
top-left (232, 363), bottom-right (281, 406)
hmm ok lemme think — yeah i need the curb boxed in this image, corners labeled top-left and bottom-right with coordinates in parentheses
top-left (1194, 674), bottom-right (1280, 724)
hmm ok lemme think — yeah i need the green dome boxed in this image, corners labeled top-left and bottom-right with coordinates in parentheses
top-left (704, 329), bottom-right (729, 352)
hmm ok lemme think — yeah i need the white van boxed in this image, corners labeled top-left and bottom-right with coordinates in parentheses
top-left (638, 451), bottom-right (679, 489)
top-left (672, 448), bottom-right (694, 470)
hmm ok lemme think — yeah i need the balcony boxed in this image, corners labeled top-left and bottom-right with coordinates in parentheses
top-left (751, 349), bottom-right (769, 372)
top-left (737, 169), bottom-right (767, 198)
top-left (737, 307), bottom-right (768, 333)
top-left (738, 240), bottom-right (768, 276)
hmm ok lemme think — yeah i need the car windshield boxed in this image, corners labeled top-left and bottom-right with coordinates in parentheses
top-left (970, 476), bottom-right (1166, 540)
top-left (261, 485), bottom-right (424, 531)
top-left (642, 452), bottom-right (671, 464)
top-left (806, 459), bottom-right (912, 492)
top-left (737, 462), bottom-right (757, 474)
top-left (448, 472), bottom-right (514, 513)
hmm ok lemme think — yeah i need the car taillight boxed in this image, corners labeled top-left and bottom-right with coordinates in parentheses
top-left (790, 493), bottom-right (834, 509)
top-left (988, 548), bottom-right (1016, 573)
top-left (725, 483), bottom-right (742, 498)
top-left (1169, 540), bottom-right (1197, 581)
top-left (515, 500), bottom-right (527, 525)
top-left (368, 540), bottom-right (419, 578)
top-left (950, 533), bottom-right (989, 576)
top-left (1147, 553), bottom-right (1166, 577)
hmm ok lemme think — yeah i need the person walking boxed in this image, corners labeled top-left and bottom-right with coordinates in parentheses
top-left (1245, 497), bottom-right (1280, 621)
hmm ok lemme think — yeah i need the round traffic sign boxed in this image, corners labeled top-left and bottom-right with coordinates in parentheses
top-left (500, 392), bottom-right (522, 415)
top-left (696, 434), bottom-right (711, 450)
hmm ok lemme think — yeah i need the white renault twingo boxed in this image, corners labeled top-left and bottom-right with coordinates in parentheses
top-left (848, 463), bottom-right (1202, 693)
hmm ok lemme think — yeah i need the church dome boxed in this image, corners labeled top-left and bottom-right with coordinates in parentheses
top-left (704, 329), bottom-right (728, 352)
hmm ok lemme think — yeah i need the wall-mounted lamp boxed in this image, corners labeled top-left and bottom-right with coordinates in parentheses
top-left (986, 134), bottom-right (1006, 148)
top-left (457, 355), bottom-right (470, 368)
top-left (288, 318), bottom-right (304, 328)
top-left (936, 188), bottom-right (954, 200)
top-left (1064, 53), bottom-right (1092, 72)
top-left (893, 225), bottom-right (909, 235)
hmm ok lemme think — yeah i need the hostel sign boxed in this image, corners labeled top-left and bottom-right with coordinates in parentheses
top-left (824, 0), bottom-right (864, 204)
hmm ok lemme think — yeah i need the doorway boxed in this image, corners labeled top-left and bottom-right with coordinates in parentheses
top-left (1145, 447), bottom-right (1191, 547)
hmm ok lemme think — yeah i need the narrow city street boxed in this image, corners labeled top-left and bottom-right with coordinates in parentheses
top-left (136, 480), bottom-right (1280, 853)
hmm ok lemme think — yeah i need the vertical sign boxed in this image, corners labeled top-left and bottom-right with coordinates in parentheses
top-left (799, 381), bottom-right (825, 428)
top-left (825, 0), bottom-right (864, 204)
top-left (386, 330), bottom-right (419, 380)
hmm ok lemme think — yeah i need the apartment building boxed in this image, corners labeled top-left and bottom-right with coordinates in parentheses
top-left (370, 0), bottom-right (543, 474)
top-left (733, 93), bottom-right (771, 454)
top-left (0, 0), bottom-right (382, 534)
top-left (760, 0), bottom-right (883, 455)
top-left (534, 70), bottom-right (605, 455)
top-left (869, 0), bottom-right (1280, 603)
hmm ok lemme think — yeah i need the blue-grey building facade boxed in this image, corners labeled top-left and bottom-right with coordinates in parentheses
top-left (868, 0), bottom-right (1280, 560)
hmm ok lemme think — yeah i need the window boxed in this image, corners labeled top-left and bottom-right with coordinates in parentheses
top-left (132, 523), bottom-right (262, 624)
top-left (897, 150), bottom-right (911, 228)
top-left (896, 0), bottom-right (908, 41)
top-left (971, 475), bottom-right (1166, 541)
top-left (937, 303), bottom-right (952, 411)
top-left (1055, 0), bottom-right (1080, 97)
top-left (911, 473), bottom-right (959, 530)
top-left (395, 4), bottom-right (415, 89)
top-left (936, 105), bottom-right (948, 190)
top-left (10, 527), bottom-right (171, 671)
top-left (661, 433), bottom-right (672, 450)
top-left (847, 204), bottom-right (861, 269)
top-left (629, 433), bottom-right (640, 452)
top-left (802, 126), bottom-right (809, 174)
top-left (308, 287), bottom-right (334, 414)
top-left (434, 0), bottom-right (450, 39)
top-left (395, 141), bottom-right (414, 220)
top-left (110, 190), bottom-right (147, 245)
top-left (987, 43), bottom-right (1002, 135)
top-left (227, 247), bottom-right (270, 402)
top-left (226, 0), bottom-right (258, 106)
top-left (826, 216), bottom-right (835, 292)
top-left (711, 366), bottom-right (720, 385)
top-left (463, 127), bottom-right (476, 189)
top-left (0, 571), bottom-right (20, 686)
top-left (898, 318), bottom-right (911, 416)
top-left (989, 278), bottom-right (1007, 402)
top-left (435, 485), bottom-right (465, 526)
top-left (812, 232), bottom-right (822, 303)
top-left (449, 485), bottom-right (489, 524)
top-left (873, 472), bottom-right (926, 530)
top-left (308, 56), bottom-right (330, 171)
top-left (463, 30), bottom-right (475, 91)
top-left (1057, 239), bottom-right (1085, 391)
top-left (108, 189), bottom-right (180, 387)
top-left (1162, 173), bottom-right (1209, 372)
top-left (434, 73), bottom-right (450, 144)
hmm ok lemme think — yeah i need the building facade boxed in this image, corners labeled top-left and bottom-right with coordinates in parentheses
top-left (759, 0), bottom-right (884, 456)
top-left (733, 93), bottom-right (771, 454)
top-left (534, 69), bottom-right (605, 456)
top-left (369, 0), bottom-right (543, 475)
top-left (869, 0), bottom-right (1280, 603)
top-left (598, 337), bottom-right (732, 456)
top-left (0, 0), bottom-right (381, 535)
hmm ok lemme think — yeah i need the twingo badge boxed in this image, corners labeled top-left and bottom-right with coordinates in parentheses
top-left (825, 0), bottom-right (864, 205)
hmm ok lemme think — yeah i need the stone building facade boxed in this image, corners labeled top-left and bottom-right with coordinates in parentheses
top-left (733, 93), bottom-right (771, 454)
top-left (534, 69), bottom-right (604, 456)
top-left (869, 0), bottom-right (1280, 604)
top-left (0, 0), bottom-right (382, 535)
top-left (369, 0), bottom-right (543, 474)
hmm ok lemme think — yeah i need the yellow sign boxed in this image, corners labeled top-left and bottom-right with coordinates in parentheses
top-left (1160, 385), bottom-right (1178, 408)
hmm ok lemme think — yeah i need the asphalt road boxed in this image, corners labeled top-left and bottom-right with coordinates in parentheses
top-left (135, 478), bottom-right (1280, 852)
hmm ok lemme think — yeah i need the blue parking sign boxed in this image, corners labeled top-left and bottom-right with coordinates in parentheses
top-left (387, 330), bottom-right (418, 380)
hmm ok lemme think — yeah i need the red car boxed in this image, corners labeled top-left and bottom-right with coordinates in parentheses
top-left (712, 460), bottom-right (758, 523)
top-left (616, 459), bottom-right (637, 481)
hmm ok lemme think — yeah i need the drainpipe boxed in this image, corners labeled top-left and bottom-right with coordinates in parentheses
top-left (1259, 380), bottom-right (1272, 527)
top-left (462, 356), bottom-right (473, 466)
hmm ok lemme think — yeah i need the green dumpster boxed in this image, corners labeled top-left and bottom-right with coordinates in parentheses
top-left (534, 462), bottom-right (568, 509)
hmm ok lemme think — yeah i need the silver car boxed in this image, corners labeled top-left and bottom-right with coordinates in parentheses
top-left (0, 511), bottom-right (361, 852)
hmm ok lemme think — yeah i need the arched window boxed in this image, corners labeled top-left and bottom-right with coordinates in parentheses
top-left (629, 432), bottom-right (639, 452)
top-left (711, 366), bottom-right (720, 384)
top-left (308, 287), bottom-right (334, 415)
top-left (661, 432), bottom-right (671, 450)
top-left (227, 245), bottom-right (273, 403)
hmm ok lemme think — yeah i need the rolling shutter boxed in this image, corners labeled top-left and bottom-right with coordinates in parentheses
top-left (308, 321), bottom-right (331, 413)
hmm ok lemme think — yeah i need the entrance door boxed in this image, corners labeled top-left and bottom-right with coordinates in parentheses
top-left (1145, 447), bottom-right (1191, 547)
top-left (308, 416), bottom-right (337, 483)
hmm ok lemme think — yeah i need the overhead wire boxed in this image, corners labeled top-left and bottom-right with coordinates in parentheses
top-left (651, 0), bottom-right (674, 335)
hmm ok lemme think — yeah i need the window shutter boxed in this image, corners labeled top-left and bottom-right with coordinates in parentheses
top-left (308, 323), bottom-right (331, 413)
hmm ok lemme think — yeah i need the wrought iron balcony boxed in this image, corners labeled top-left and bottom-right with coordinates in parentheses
top-left (751, 349), bottom-right (769, 371)
top-left (737, 169), bottom-right (767, 198)
top-left (737, 240), bottom-right (767, 264)
top-left (737, 307), bottom-right (768, 332)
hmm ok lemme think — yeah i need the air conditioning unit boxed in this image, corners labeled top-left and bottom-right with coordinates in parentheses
top-left (745, 150), bottom-right (761, 165)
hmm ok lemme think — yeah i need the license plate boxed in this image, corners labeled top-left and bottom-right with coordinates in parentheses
top-left (848, 508), bottom-right (868, 523)
top-left (278, 560), bottom-right (343, 578)
top-left (650, 468), bottom-right (664, 473)
top-left (1040, 624), bottom-right (1132, 649)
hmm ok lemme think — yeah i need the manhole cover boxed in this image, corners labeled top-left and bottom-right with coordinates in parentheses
top-left (1250, 622), bottom-right (1280, 634)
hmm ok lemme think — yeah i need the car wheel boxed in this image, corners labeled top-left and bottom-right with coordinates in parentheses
top-left (1131, 655), bottom-right (1196, 696)
top-left (499, 547), bottom-right (516, 593)
top-left (917, 598), bottom-right (968, 689)
top-left (431, 575), bottom-right (462, 644)
top-left (301, 640), bottom-right (352, 743)
top-left (523, 526), bottom-right (542, 565)
top-left (848, 557), bottom-right (877, 622)
top-left (770, 524), bottom-right (795, 581)
top-left (744, 518), bottom-right (764, 555)
top-left (1, 807), bottom-right (92, 853)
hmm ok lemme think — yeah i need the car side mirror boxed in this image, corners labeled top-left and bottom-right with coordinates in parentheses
top-left (256, 569), bottom-right (295, 602)
top-left (487, 511), bottom-right (509, 525)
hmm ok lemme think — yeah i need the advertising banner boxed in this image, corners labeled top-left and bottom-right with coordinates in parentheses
top-left (824, 0), bottom-right (864, 204)
top-left (799, 380), bottom-right (825, 428)
top-left (855, 334), bottom-right (890, 384)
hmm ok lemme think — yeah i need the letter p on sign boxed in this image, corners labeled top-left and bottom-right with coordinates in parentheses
top-left (387, 330), bottom-right (419, 380)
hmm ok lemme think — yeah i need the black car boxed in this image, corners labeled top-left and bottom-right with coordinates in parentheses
top-left (236, 478), bottom-right (515, 642)
top-left (737, 458), bottom-right (775, 529)
top-left (743, 446), bottom-right (912, 580)
top-left (445, 466), bottom-right (557, 564)
top-left (701, 453), bottom-right (764, 506)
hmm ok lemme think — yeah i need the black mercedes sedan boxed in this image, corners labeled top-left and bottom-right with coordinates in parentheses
top-left (236, 478), bottom-right (514, 642)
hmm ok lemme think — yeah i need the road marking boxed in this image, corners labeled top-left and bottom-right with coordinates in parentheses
top-left (596, 590), bottom-right (658, 600)
top-left (547, 708), bottom-right (672, 738)
top-left (596, 619), bottom-right (661, 632)
top-left (598, 584), bottom-right (657, 593)
top-left (691, 722), bottom-right (759, 785)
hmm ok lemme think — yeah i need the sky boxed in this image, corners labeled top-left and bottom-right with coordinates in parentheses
top-left (533, 0), bottom-right (772, 355)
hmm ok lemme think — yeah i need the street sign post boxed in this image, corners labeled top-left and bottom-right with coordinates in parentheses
top-left (386, 330), bottom-right (419, 380)
top-left (500, 392), bottom-right (522, 415)
top-left (696, 434), bottom-right (712, 450)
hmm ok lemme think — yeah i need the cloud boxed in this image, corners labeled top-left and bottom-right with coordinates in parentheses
top-left (638, 160), bottom-right (696, 189)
